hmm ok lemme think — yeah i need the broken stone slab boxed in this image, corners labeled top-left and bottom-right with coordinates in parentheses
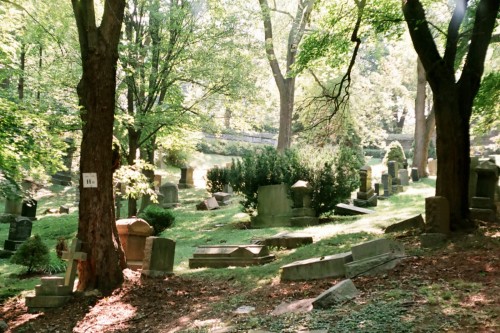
top-left (350, 238), bottom-right (404, 261)
top-left (384, 214), bottom-right (425, 233)
top-left (234, 305), bottom-right (255, 314)
top-left (334, 203), bottom-right (375, 216)
top-left (420, 233), bottom-right (448, 249)
top-left (213, 192), bottom-right (232, 206)
top-left (263, 232), bottom-right (313, 249)
top-left (271, 298), bottom-right (314, 316)
top-left (344, 252), bottom-right (403, 278)
top-left (312, 279), bottom-right (359, 309)
top-left (189, 245), bottom-right (275, 268)
top-left (281, 252), bottom-right (353, 281)
top-left (196, 197), bottom-right (220, 211)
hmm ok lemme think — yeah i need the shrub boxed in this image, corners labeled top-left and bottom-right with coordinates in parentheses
top-left (383, 141), bottom-right (407, 168)
top-left (138, 205), bottom-right (175, 235)
top-left (10, 235), bottom-right (50, 274)
top-left (195, 140), bottom-right (261, 156)
top-left (206, 166), bottom-right (230, 194)
top-left (364, 148), bottom-right (385, 159)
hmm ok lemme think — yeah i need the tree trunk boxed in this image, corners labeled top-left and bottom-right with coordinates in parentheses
top-left (277, 79), bottom-right (295, 151)
top-left (127, 128), bottom-right (140, 217)
top-left (139, 144), bottom-right (155, 213)
top-left (18, 43), bottom-right (25, 100)
top-left (72, 0), bottom-right (126, 295)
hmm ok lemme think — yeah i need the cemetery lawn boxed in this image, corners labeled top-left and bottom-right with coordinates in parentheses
top-left (1, 176), bottom-right (499, 332)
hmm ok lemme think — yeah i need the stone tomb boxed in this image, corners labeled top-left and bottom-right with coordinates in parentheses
top-left (178, 166), bottom-right (195, 189)
top-left (334, 203), bottom-right (375, 216)
top-left (142, 237), bottom-right (176, 278)
top-left (159, 182), bottom-right (180, 208)
top-left (470, 160), bottom-right (499, 222)
top-left (263, 232), bottom-right (313, 249)
top-left (116, 217), bottom-right (153, 269)
top-left (26, 239), bottom-right (87, 312)
top-left (3, 216), bottom-right (32, 251)
top-left (281, 252), bottom-right (353, 281)
top-left (189, 245), bottom-right (275, 268)
top-left (251, 183), bottom-right (293, 228)
top-left (353, 166), bottom-right (377, 208)
top-left (290, 180), bottom-right (318, 226)
top-left (344, 238), bottom-right (405, 278)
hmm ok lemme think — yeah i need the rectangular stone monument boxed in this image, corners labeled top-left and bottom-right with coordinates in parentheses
top-left (398, 169), bottom-right (409, 186)
top-left (381, 172), bottom-right (392, 197)
top-left (21, 199), bottom-right (37, 221)
top-left (189, 245), bottom-right (275, 268)
top-left (116, 218), bottom-right (154, 269)
top-left (3, 216), bottom-right (33, 251)
top-left (251, 184), bottom-right (293, 228)
top-left (470, 160), bottom-right (499, 222)
top-left (178, 166), bottom-right (195, 189)
top-left (281, 252), bottom-right (353, 281)
top-left (159, 182), bottom-right (180, 208)
top-left (142, 237), bottom-right (175, 278)
top-left (425, 196), bottom-right (450, 234)
top-left (388, 161), bottom-right (400, 185)
top-left (290, 180), bottom-right (319, 226)
top-left (354, 166), bottom-right (377, 208)
top-left (263, 232), bottom-right (313, 249)
top-left (410, 167), bottom-right (419, 182)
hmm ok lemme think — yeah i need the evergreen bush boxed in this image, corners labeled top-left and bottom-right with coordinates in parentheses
top-left (383, 141), bottom-right (407, 168)
top-left (139, 205), bottom-right (175, 235)
top-left (206, 166), bottom-right (230, 194)
top-left (10, 235), bottom-right (50, 274)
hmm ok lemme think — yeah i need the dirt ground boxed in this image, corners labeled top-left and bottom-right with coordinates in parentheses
top-left (1, 223), bottom-right (499, 333)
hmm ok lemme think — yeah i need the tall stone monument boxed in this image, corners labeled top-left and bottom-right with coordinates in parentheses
top-left (178, 166), bottom-right (194, 189)
top-left (470, 160), bottom-right (499, 222)
top-left (353, 166), bottom-right (377, 207)
top-left (290, 180), bottom-right (318, 226)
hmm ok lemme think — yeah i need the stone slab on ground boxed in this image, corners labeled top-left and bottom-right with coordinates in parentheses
top-left (25, 295), bottom-right (72, 312)
top-left (334, 203), bottom-right (375, 216)
top-left (263, 232), bottom-right (313, 249)
top-left (350, 238), bottom-right (404, 261)
top-left (384, 214), bottom-right (425, 233)
top-left (281, 252), bottom-right (353, 281)
top-left (189, 245), bottom-right (275, 268)
top-left (420, 233), bottom-right (448, 249)
top-left (271, 298), bottom-right (314, 315)
top-left (312, 279), bottom-right (359, 309)
top-left (344, 252), bottom-right (402, 278)
top-left (196, 197), bottom-right (220, 211)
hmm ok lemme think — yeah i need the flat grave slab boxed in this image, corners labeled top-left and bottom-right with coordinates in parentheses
top-left (263, 232), bottom-right (313, 249)
top-left (350, 238), bottom-right (404, 261)
top-left (334, 203), bottom-right (375, 216)
top-left (281, 252), bottom-right (353, 281)
top-left (189, 245), bottom-right (275, 268)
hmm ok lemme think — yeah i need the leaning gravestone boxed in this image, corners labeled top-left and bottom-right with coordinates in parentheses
top-left (196, 197), bottom-right (220, 210)
top-left (251, 183), bottom-right (293, 228)
top-left (142, 237), bottom-right (175, 278)
top-left (159, 182), bottom-right (180, 208)
top-left (353, 166), bottom-right (377, 208)
top-left (384, 214), bottom-right (425, 233)
top-left (281, 252), bottom-right (353, 281)
top-left (3, 216), bottom-right (33, 251)
top-left (189, 245), bottom-right (275, 268)
top-left (178, 166), bottom-right (195, 189)
top-left (213, 192), bottom-right (232, 206)
top-left (312, 279), bottom-right (359, 309)
top-left (116, 217), bottom-right (154, 269)
top-left (290, 180), bottom-right (318, 226)
top-left (425, 196), bottom-right (450, 234)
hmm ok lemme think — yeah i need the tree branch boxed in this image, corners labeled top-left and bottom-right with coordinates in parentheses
top-left (443, 0), bottom-right (468, 67)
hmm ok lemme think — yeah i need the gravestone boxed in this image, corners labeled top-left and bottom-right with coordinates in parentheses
top-left (213, 192), bottom-right (232, 206)
top-left (281, 252), bottom-right (353, 281)
top-left (189, 245), bottom-right (275, 268)
top-left (344, 238), bottom-right (405, 278)
top-left (159, 182), bottom-right (180, 208)
top-left (470, 160), bottom-right (499, 222)
top-left (251, 184), bottom-right (293, 228)
top-left (411, 167), bottom-right (419, 182)
top-left (398, 169), bottom-right (409, 186)
top-left (312, 279), bottom-right (359, 309)
top-left (381, 172), bottom-right (392, 197)
top-left (290, 180), bottom-right (318, 226)
top-left (427, 158), bottom-right (437, 176)
top-left (263, 232), bottom-right (313, 249)
top-left (142, 237), bottom-right (176, 278)
top-left (387, 161), bottom-right (400, 185)
top-left (384, 214), bottom-right (425, 233)
top-left (154, 174), bottom-right (162, 191)
top-left (21, 199), bottom-right (37, 221)
top-left (25, 239), bottom-right (87, 312)
top-left (334, 203), bottom-right (375, 216)
top-left (420, 233), bottom-right (448, 249)
top-left (374, 183), bottom-right (380, 196)
top-left (425, 196), bottom-right (450, 234)
top-left (353, 166), bottom-right (377, 208)
top-left (3, 216), bottom-right (33, 251)
top-left (196, 197), bottom-right (219, 210)
top-left (178, 166), bottom-right (195, 189)
top-left (52, 138), bottom-right (76, 186)
top-left (468, 156), bottom-right (480, 203)
top-left (116, 217), bottom-right (154, 269)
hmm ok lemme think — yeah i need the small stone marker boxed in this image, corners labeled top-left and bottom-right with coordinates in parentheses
top-left (159, 182), bottom-right (180, 208)
top-left (196, 197), bottom-right (220, 210)
top-left (425, 196), bottom-right (450, 234)
top-left (334, 203), bottom-right (375, 216)
top-left (411, 167), bottom-right (419, 182)
top-left (178, 166), bottom-right (195, 189)
top-left (280, 252), bottom-right (353, 281)
top-left (354, 166), bottom-right (377, 208)
top-left (189, 245), bottom-right (275, 268)
top-left (59, 205), bottom-right (70, 214)
top-left (384, 214), bottom-right (425, 233)
top-left (62, 239), bottom-right (88, 287)
top-left (116, 217), bottom-right (154, 269)
top-left (263, 232), bottom-right (313, 249)
top-left (142, 237), bottom-right (176, 278)
top-left (398, 169), bottom-right (409, 186)
top-left (312, 279), bottom-right (359, 309)
top-left (3, 216), bottom-right (33, 251)
top-left (21, 199), bottom-right (37, 221)
top-left (290, 180), bottom-right (318, 226)
top-left (388, 161), bottom-right (400, 185)
top-left (381, 172), bottom-right (392, 197)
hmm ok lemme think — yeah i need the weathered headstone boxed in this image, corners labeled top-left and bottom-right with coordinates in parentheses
top-left (388, 161), bottom-right (400, 185)
top-left (468, 156), bottom-right (480, 203)
top-left (189, 245), bottom-right (275, 268)
top-left (374, 183), bottom-right (380, 196)
top-left (398, 169), bottom-right (409, 186)
top-left (312, 279), bottom-right (359, 308)
top-left (427, 158), bottom-right (437, 176)
top-left (410, 167), bottom-right (419, 182)
top-left (290, 180), bottom-right (318, 226)
top-left (425, 196), bottom-right (450, 234)
top-left (354, 166), bottom-right (377, 208)
top-left (196, 197), bottom-right (220, 210)
top-left (3, 216), bottom-right (33, 251)
top-left (384, 214), bottom-right (425, 233)
top-left (142, 237), bottom-right (175, 278)
top-left (281, 252), bottom-right (353, 281)
top-left (381, 172), bottom-right (392, 197)
top-left (263, 232), bottom-right (313, 249)
top-left (213, 192), bottom-right (232, 206)
top-left (470, 160), bottom-right (499, 222)
top-left (21, 199), bottom-right (37, 220)
top-left (251, 184), bottom-right (293, 228)
top-left (52, 137), bottom-right (76, 186)
top-left (159, 182), bottom-right (180, 208)
top-left (178, 166), bottom-right (195, 189)
top-left (116, 217), bottom-right (154, 269)
top-left (335, 203), bottom-right (375, 216)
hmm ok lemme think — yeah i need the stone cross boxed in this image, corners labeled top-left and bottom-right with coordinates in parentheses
top-left (62, 239), bottom-right (87, 288)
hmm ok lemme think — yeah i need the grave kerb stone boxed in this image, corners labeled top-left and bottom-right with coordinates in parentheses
top-left (280, 252), bottom-right (353, 281)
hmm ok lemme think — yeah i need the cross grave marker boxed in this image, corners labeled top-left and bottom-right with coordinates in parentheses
top-left (62, 238), bottom-right (87, 288)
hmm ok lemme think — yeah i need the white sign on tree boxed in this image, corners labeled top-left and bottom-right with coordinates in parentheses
top-left (82, 173), bottom-right (98, 188)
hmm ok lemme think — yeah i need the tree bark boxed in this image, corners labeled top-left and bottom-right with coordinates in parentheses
top-left (72, 0), bottom-right (126, 295)
top-left (18, 43), bottom-right (25, 100)
top-left (403, 0), bottom-right (499, 230)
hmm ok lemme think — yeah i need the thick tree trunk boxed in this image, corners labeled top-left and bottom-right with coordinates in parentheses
top-left (72, 0), bottom-right (126, 295)
top-left (18, 43), bottom-right (25, 100)
top-left (277, 79), bottom-right (295, 151)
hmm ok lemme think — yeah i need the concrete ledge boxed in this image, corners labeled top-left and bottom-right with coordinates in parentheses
top-left (281, 252), bottom-right (353, 281)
